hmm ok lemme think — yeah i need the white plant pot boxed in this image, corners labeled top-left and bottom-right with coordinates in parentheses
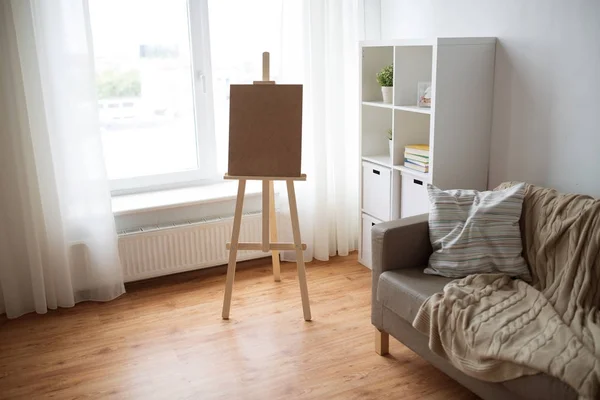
top-left (389, 140), bottom-right (393, 160)
top-left (381, 86), bottom-right (393, 104)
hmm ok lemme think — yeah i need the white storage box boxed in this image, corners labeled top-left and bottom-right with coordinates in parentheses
top-left (362, 161), bottom-right (391, 221)
top-left (360, 213), bottom-right (382, 269)
top-left (401, 172), bottom-right (430, 218)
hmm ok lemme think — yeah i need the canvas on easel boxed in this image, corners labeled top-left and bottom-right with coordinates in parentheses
top-left (222, 52), bottom-right (311, 322)
top-left (228, 84), bottom-right (302, 177)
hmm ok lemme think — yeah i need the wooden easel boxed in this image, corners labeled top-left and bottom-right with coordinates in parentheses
top-left (222, 53), bottom-right (311, 321)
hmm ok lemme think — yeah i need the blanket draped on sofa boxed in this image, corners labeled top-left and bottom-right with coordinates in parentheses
top-left (413, 184), bottom-right (600, 399)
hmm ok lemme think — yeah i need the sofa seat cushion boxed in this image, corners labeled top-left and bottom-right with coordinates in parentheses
top-left (377, 269), bottom-right (577, 400)
top-left (377, 268), bottom-right (452, 322)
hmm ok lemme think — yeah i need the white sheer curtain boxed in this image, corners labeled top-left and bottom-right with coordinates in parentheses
top-left (0, 0), bottom-right (124, 319)
top-left (278, 0), bottom-right (360, 261)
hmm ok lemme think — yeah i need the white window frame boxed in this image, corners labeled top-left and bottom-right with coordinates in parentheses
top-left (104, 0), bottom-right (219, 196)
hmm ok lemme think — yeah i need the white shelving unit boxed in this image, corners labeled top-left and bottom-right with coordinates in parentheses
top-left (359, 37), bottom-right (497, 268)
top-left (362, 154), bottom-right (391, 167)
top-left (361, 101), bottom-right (432, 115)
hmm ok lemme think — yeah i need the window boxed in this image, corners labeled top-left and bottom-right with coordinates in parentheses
top-left (207, 0), bottom-right (286, 172)
top-left (90, 0), bottom-right (289, 194)
top-left (89, 0), bottom-right (216, 193)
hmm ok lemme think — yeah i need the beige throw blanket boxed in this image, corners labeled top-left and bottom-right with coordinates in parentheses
top-left (413, 183), bottom-right (600, 399)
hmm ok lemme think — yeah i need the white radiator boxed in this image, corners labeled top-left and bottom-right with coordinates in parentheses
top-left (118, 213), bottom-right (265, 282)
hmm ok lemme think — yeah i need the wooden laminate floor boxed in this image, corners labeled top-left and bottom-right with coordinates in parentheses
top-left (0, 254), bottom-right (477, 400)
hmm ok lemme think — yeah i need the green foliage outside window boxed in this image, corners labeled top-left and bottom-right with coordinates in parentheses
top-left (96, 69), bottom-right (141, 99)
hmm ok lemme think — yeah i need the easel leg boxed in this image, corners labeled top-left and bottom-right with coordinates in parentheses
top-left (222, 179), bottom-right (246, 320)
top-left (262, 180), bottom-right (270, 252)
top-left (269, 181), bottom-right (281, 282)
top-left (286, 180), bottom-right (311, 321)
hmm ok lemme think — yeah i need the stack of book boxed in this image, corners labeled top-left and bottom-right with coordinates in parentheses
top-left (404, 144), bottom-right (430, 173)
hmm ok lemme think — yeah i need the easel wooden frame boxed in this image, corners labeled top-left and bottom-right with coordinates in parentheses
top-left (222, 53), bottom-right (311, 321)
top-left (221, 175), bottom-right (311, 321)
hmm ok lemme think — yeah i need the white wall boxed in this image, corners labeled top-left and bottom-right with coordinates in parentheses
top-left (381, 0), bottom-right (600, 196)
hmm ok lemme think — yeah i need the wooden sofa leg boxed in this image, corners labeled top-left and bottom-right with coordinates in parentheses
top-left (375, 329), bottom-right (389, 355)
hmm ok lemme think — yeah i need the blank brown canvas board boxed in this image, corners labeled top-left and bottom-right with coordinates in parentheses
top-left (228, 84), bottom-right (302, 177)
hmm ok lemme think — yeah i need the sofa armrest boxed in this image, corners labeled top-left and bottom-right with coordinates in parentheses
top-left (372, 213), bottom-right (432, 275)
top-left (371, 213), bottom-right (433, 329)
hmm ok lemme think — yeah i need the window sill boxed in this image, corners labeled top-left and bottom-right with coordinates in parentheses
top-left (111, 181), bottom-right (263, 216)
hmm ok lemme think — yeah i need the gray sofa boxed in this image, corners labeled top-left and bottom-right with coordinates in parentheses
top-left (371, 213), bottom-right (576, 400)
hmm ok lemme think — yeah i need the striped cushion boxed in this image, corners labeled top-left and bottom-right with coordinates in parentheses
top-left (425, 183), bottom-right (531, 281)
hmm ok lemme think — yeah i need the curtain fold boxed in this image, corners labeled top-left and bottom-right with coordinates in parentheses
top-left (0, 0), bottom-right (124, 319)
top-left (278, 0), bottom-right (360, 262)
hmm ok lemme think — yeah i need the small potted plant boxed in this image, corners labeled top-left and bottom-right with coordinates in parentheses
top-left (387, 128), bottom-right (393, 159)
top-left (376, 64), bottom-right (393, 104)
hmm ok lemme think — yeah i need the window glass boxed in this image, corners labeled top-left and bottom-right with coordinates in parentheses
top-left (89, 0), bottom-right (198, 180)
top-left (207, 0), bottom-right (284, 172)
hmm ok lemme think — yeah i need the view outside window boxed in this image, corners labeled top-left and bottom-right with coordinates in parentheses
top-left (207, 0), bottom-right (284, 172)
top-left (89, 0), bottom-right (198, 180)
